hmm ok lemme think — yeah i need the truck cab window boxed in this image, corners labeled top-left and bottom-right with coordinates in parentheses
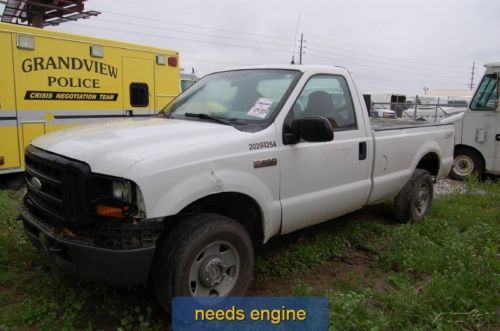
top-left (130, 83), bottom-right (149, 107)
top-left (292, 75), bottom-right (356, 130)
top-left (470, 73), bottom-right (498, 111)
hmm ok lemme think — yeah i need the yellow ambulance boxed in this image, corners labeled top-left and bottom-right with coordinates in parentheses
top-left (0, 22), bottom-right (181, 175)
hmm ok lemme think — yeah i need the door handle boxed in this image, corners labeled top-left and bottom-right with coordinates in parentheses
top-left (496, 134), bottom-right (500, 141)
top-left (359, 142), bottom-right (367, 160)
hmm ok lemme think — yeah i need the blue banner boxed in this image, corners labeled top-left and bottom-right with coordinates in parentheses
top-left (172, 296), bottom-right (328, 330)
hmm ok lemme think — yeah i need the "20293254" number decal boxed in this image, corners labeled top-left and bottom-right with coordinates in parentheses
top-left (249, 141), bottom-right (277, 150)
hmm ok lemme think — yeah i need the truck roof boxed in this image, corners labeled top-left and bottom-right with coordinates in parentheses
top-left (484, 62), bottom-right (500, 68)
top-left (218, 64), bottom-right (350, 74)
top-left (0, 22), bottom-right (178, 55)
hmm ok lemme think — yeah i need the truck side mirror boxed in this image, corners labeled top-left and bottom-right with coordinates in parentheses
top-left (289, 117), bottom-right (334, 143)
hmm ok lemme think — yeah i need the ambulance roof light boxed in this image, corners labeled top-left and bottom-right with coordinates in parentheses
top-left (90, 44), bottom-right (104, 58)
top-left (156, 55), bottom-right (166, 65)
top-left (16, 35), bottom-right (35, 50)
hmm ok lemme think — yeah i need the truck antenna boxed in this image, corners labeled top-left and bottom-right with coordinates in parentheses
top-left (291, 14), bottom-right (301, 64)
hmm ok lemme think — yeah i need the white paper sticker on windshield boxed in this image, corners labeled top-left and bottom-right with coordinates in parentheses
top-left (247, 98), bottom-right (273, 119)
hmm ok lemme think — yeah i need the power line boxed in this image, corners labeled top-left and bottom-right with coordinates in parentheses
top-left (306, 53), bottom-right (468, 81)
top-left (68, 7), bottom-right (473, 89)
top-left (110, 0), bottom-right (248, 26)
top-left (182, 58), bottom-right (249, 67)
top-left (96, 8), bottom-right (293, 43)
top-left (68, 21), bottom-right (467, 85)
top-left (94, 17), bottom-right (293, 50)
top-left (68, 22), bottom-right (293, 55)
top-left (307, 40), bottom-right (466, 69)
top-left (90, 6), bottom-right (470, 78)
top-left (306, 45), bottom-right (466, 75)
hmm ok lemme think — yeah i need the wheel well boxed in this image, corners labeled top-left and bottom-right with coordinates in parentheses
top-left (454, 144), bottom-right (485, 167)
top-left (177, 192), bottom-right (264, 246)
top-left (416, 152), bottom-right (440, 177)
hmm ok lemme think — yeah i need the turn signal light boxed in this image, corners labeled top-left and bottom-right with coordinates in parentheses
top-left (96, 204), bottom-right (128, 219)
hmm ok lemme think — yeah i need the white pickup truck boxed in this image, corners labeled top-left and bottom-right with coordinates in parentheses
top-left (19, 65), bottom-right (454, 311)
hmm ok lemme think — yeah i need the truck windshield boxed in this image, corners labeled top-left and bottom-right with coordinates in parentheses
top-left (470, 73), bottom-right (498, 110)
top-left (160, 69), bottom-right (300, 126)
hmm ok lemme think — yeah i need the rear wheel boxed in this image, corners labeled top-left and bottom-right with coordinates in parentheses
top-left (450, 148), bottom-right (484, 180)
top-left (152, 213), bottom-right (254, 312)
top-left (394, 169), bottom-right (433, 223)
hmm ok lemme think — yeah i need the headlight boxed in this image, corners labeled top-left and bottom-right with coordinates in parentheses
top-left (89, 176), bottom-right (145, 220)
top-left (112, 180), bottom-right (132, 202)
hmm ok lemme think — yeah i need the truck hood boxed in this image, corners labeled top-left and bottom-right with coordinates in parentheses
top-left (32, 118), bottom-right (244, 176)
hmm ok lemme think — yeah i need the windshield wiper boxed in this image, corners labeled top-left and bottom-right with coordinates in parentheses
top-left (185, 113), bottom-right (235, 125)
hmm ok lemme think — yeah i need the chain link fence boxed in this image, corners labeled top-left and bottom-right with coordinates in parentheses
top-left (367, 95), bottom-right (469, 122)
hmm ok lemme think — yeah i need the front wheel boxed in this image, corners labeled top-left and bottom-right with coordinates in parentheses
top-left (394, 169), bottom-right (434, 223)
top-left (152, 213), bottom-right (254, 312)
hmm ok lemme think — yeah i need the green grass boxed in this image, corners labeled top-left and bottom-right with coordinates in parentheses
top-left (0, 179), bottom-right (498, 330)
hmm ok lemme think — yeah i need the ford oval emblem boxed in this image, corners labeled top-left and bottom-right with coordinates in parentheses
top-left (31, 177), bottom-right (42, 191)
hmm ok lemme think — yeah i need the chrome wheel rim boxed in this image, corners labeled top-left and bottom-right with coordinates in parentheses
top-left (414, 182), bottom-right (430, 217)
top-left (189, 241), bottom-right (239, 297)
top-left (453, 155), bottom-right (473, 177)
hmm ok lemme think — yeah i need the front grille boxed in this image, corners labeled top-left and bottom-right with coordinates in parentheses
top-left (25, 155), bottom-right (65, 222)
top-left (25, 145), bottom-right (92, 229)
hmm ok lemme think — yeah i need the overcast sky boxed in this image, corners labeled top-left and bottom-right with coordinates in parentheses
top-left (44, 0), bottom-right (500, 95)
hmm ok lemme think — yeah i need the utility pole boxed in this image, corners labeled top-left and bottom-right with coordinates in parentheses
top-left (299, 33), bottom-right (304, 65)
top-left (468, 62), bottom-right (476, 90)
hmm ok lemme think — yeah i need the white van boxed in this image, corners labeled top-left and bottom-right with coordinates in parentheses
top-left (446, 62), bottom-right (500, 179)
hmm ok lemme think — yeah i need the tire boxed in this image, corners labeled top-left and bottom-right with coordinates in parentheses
top-left (450, 148), bottom-right (484, 180)
top-left (152, 213), bottom-right (254, 312)
top-left (394, 169), bottom-right (433, 223)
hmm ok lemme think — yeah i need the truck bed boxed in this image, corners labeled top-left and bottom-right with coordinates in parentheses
top-left (368, 118), bottom-right (454, 205)
top-left (370, 118), bottom-right (449, 131)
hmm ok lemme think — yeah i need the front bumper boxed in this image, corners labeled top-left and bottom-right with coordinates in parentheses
top-left (19, 203), bottom-right (156, 287)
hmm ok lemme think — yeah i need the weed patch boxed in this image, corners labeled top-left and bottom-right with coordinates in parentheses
top-left (0, 180), bottom-right (498, 330)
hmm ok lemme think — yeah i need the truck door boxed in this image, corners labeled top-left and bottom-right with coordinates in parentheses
top-left (463, 72), bottom-right (498, 172)
top-left (279, 74), bottom-right (372, 233)
top-left (122, 57), bottom-right (155, 116)
top-left (0, 32), bottom-right (21, 171)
